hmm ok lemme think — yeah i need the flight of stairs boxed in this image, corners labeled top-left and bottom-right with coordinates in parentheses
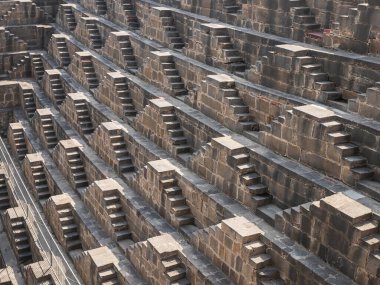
top-left (36, 277), bottom-right (55, 285)
top-left (162, 255), bottom-right (190, 285)
top-left (109, 133), bottom-right (135, 174)
top-left (81, 55), bottom-right (99, 89)
top-left (103, 191), bottom-right (133, 243)
top-left (55, 37), bottom-right (70, 67)
top-left (0, 175), bottom-right (10, 212)
top-left (97, 264), bottom-right (119, 285)
top-left (40, 114), bottom-right (58, 149)
top-left (114, 77), bottom-right (137, 117)
top-left (49, 74), bottom-right (66, 106)
top-left (57, 204), bottom-right (82, 253)
top-left (11, 217), bottom-right (33, 265)
top-left (162, 111), bottom-right (192, 155)
top-left (299, 56), bottom-right (347, 110)
top-left (159, 58), bottom-right (187, 96)
top-left (22, 89), bottom-right (37, 119)
top-left (215, 34), bottom-right (246, 73)
top-left (121, 0), bottom-right (139, 29)
top-left (85, 21), bottom-right (102, 49)
top-left (231, 152), bottom-right (273, 210)
top-left (160, 14), bottom-right (185, 50)
top-left (63, 6), bottom-right (76, 31)
top-left (223, 1), bottom-right (241, 14)
top-left (244, 239), bottom-right (283, 285)
top-left (222, 86), bottom-right (259, 131)
top-left (322, 120), bottom-right (379, 199)
top-left (11, 129), bottom-right (28, 160)
top-left (161, 178), bottom-right (197, 234)
top-left (118, 36), bottom-right (138, 70)
top-left (30, 161), bottom-right (51, 202)
top-left (74, 100), bottom-right (94, 135)
top-left (8, 54), bottom-right (30, 79)
top-left (95, 0), bottom-right (107, 15)
top-left (0, 3), bottom-right (18, 24)
top-left (290, 0), bottom-right (322, 43)
top-left (66, 149), bottom-right (89, 189)
top-left (31, 54), bottom-right (44, 81)
top-left (4, 29), bottom-right (28, 51)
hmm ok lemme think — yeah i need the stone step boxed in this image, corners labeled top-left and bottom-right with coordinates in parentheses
top-left (252, 194), bottom-right (273, 208)
top-left (351, 167), bottom-right (374, 180)
top-left (241, 172), bottom-right (261, 186)
top-left (326, 132), bottom-right (350, 144)
top-left (176, 214), bottom-right (194, 226)
top-left (172, 204), bottom-right (191, 216)
top-left (357, 180), bottom-right (380, 202)
top-left (166, 266), bottom-right (186, 282)
top-left (361, 234), bottom-right (380, 251)
top-left (116, 229), bottom-right (132, 241)
top-left (256, 204), bottom-right (282, 226)
top-left (168, 195), bottom-right (186, 207)
top-left (67, 239), bottom-right (82, 251)
top-left (343, 156), bottom-right (367, 168)
top-left (236, 163), bottom-right (255, 174)
top-left (160, 178), bottom-right (177, 189)
top-left (335, 143), bottom-right (359, 157)
top-left (250, 253), bottom-right (272, 269)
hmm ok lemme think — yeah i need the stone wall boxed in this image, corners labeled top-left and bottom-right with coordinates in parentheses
top-left (259, 105), bottom-right (380, 186)
top-left (275, 192), bottom-right (380, 285)
top-left (324, 2), bottom-right (380, 57)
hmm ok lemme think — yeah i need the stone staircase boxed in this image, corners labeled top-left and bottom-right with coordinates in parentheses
top-left (231, 152), bottom-right (273, 210)
top-left (49, 73), bottom-right (66, 106)
top-left (22, 88), bottom-right (37, 119)
top-left (36, 277), bottom-right (55, 285)
top-left (8, 54), bottom-right (30, 79)
top-left (30, 54), bottom-right (44, 81)
top-left (55, 37), bottom-right (70, 67)
top-left (57, 204), bottom-right (82, 254)
top-left (66, 149), bottom-right (89, 189)
top-left (74, 99), bottom-right (94, 135)
top-left (10, 128), bottom-right (28, 160)
top-left (30, 160), bottom-right (51, 202)
top-left (244, 239), bottom-right (283, 285)
top-left (161, 59), bottom-right (187, 96)
top-left (103, 190), bottom-right (133, 244)
top-left (114, 77), bottom-right (137, 117)
top-left (290, 0), bottom-right (322, 43)
top-left (162, 110), bottom-right (192, 156)
top-left (40, 114), bottom-right (58, 149)
top-left (80, 55), bottom-right (99, 89)
top-left (160, 12), bottom-right (185, 50)
top-left (118, 35), bottom-right (138, 70)
top-left (63, 6), bottom-right (76, 31)
top-left (298, 56), bottom-right (347, 110)
top-left (0, 3), bottom-right (18, 23)
top-left (162, 255), bottom-right (190, 285)
top-left (321, 119), bottom-right (380, 200)
top-left (95, 0), bottom-right (107, 15)
top-left (10, 217), bottom-right (33, 265)
top-left (4, 29), bottom-right (28, 51)
top-left (97, 264), bottom-right (119, 285)
top-left (223, 0), bottom-right (241, 14)
top-left (109, 132), bottom-right (135, 174)
top-left (161, 177), bottom-right (197, 234)
top-left (85, 20), bottom-right (102, 49)
top-left (275, 195), bottom-right (380, 282)
top-left (221, 84), bottom-right (259, 132)
top-left (0, 175), bottom-right (10, 212)
top-left (215, 33), bottom-right (246, 73)
top-left (121, 0), bottom-right (139, 29)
